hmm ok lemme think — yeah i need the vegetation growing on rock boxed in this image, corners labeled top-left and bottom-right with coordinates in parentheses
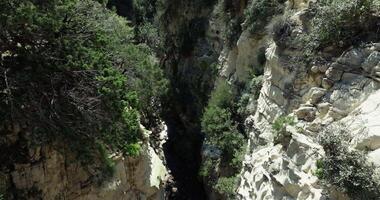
top-left (0, 0), bottom-right (167, 180)
top-left (200, 80), bottom-right (246, 196)
top-left (272, 116), bottom-right (295, 145)
top-left (244, 0), bottom-right (285, 34)
top-left (304, 0), bottom-right (378, 53)
top-left (317, 129), bottom-right (380, 199)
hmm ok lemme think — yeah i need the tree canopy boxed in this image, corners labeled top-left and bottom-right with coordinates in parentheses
top-left (0, 0), bottom-right (167, 170)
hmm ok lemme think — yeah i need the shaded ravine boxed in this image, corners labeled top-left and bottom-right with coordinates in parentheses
top-left (161, 67), bottom-right (213, 199)
top-left (163, 111), bottom-right (206, 200)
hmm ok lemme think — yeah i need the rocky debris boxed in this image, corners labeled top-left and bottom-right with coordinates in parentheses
top-left (336, 48), bottom-right (366, 68)
top-left (325, 66), bottom-right (343, 81)
top-left (317, 102), bottom-right (331, 116)
top-left (311, 65), bottom-right (319, 73)
top-left (318, 65), bottom-right (328, 73)
top-left (362, 51), bottom-right (380, 73)
top-left (371, 65), bottom-right (380, 82)
top-left (215, 0), bottom-right (380, 199)
top-left (295, 105), bottom-right (317, 122)
top-left (321, 78), bottom-right (334, 89)
top-left (326, 107), bottom-right (347, 120)
top-left (235, 9), bottom-right (380, 200)
top-left (304, 87), bottom-right (326, 105)
top-left (341, 90), bottom-right (380, 151)
top-left (238, 132), bottom-right (324, 200)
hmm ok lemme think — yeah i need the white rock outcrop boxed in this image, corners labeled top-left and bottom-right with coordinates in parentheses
top-left (234, 3), bottom-right (380, 198)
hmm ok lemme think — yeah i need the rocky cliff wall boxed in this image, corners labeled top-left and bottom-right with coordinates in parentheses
top-left (213, 0), bottom-right (380, 199)
top-left (1, 125), bottom-right (168, 200)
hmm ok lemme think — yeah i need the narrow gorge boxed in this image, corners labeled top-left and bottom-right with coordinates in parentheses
top-left (1, 0), bottom-right (380, 200)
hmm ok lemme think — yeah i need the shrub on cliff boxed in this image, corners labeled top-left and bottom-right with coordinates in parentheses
top-left (207, 80), bottom-right (235, 109)
top-left (214, 176), bottom-right (239, 198)
top-left (305, 0), bottom-right (376, 52)
top-left (272, 116), bottom-right (295, 144)
top-left (244, 0), bottom-right (285, 34)
top-left (201, 80), bottom-right (247, 197)
top-left (201, 106), bottom-right (244, 160)
top-left (0, 0), bottom-right (167, 172)
top-left (317, 129), bottom-right (380, 199)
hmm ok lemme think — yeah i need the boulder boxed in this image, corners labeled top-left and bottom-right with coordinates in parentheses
top-left (304, 87), bottom-right (326, 105)
top-left (311, 65), bottom-right (319, 73)
top-left (368, 149), bottom-right (380, 167)
top-left (337, 48), bottom-right (366, 67)
top-left (362, 51), bottom-right (380, 73)
top-left (295, 106), bottom-right (317, 122)
top-left (321, 78), bottom-right (334, 89)
top-left (344, 90), bottom-right (380, 150)
top-left (325, 66), bottom-right (343, 81)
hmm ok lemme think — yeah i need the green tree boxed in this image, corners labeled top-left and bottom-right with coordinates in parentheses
top-left (0, 0), bottom-right (167, 178)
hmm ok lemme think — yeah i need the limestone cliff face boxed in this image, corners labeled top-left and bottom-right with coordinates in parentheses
top-left (204, 0), bottom-right (380, 199)
top-left (235, 44), bottom-right (380, 199)
top-left (1, 125), bottom-right (168, 200)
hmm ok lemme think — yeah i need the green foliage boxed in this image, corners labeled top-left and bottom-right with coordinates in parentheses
top-left (199, 157), bottom-right (217, 177)
top-left (208, 80), bottom-right (234, 109)
top-left (318, 129), bottom-right (380, 199)
top-left (214, 176), bottom-right (238, 198)
top-left (96, 142), bottom-right (116, 182)
top-left (225, 16), bottom-right (243, 48)
top-left (249, 75), bottom-right (263, 100)
top-left (213, 0), bottom-right (243, 47)
top-left (272, 116), bottom-right (295, 144)
top-left (236, 93), bottom-right (251, 117)
top-left (136, 22), bottom-right (163, 51)
top-left (272, 116), bottom-right (295, 131)
top-left (236, 75), bottom-right (263, 117)
top-left (244, 0), bottom-right (285, 34)
top-left (0, 0), bottom-right (167, 178)
top-left (0, 193), bottom-right (3, 200)
top-left (202, 106), bottom-right (243, 157)
top-left (201, 80), bottom-right (247, 197)
top-left (272, 116), bottom-right (295, 132)
top-left (267, 16), bottom-right (293, 48)
top-left (305, 0), bottom-right (375, 53)
top-left (314, 159), bottom-right (325, 179)
top-left (202, 82), bottom-right (243, 163)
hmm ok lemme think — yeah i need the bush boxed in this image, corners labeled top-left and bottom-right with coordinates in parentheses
top-left (249, 75), bottom-right (263, 100)
top-left (272, 116), bottom-right (295, 132)
top-left (244, 0), bottom-right (285, 34)
top-left (236, 75), bottom-right (263, 117)
top-left (317, 129), bottom-right (380, 199)
top-left (201, 80), bottom-right (247, 198)
top-left (201, 106), bottom-right (243, 156)
top-left (224, 16), bottom-right (243, 47)
top-left (213, 0), bottom-right (243, 47)
top-left (214, 176), bottom-right (239, 198)
top-left (272, 116), bottom-right (295, 144)
top-left (314, 159), bottom-right (325, 179)
top-left (267, 16), bottom-right (293, 48)
top-left (199, 157), bottom-right (217, 178)
top-left (208, 80), bottom-right (235, 109)
top-left (305, 0), bottom-right (375, 52)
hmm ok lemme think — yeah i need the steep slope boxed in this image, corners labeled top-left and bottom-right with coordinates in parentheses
top-left (1, 0), bottom-right (380, 199)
